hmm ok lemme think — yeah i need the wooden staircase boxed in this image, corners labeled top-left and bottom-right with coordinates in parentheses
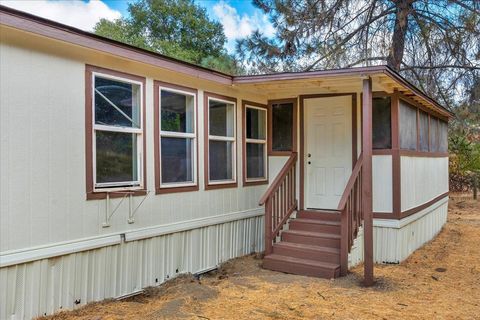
top-left (263, 210), bottom-right (341, 278)
top-left (259, 152), bottom-right (365, 280)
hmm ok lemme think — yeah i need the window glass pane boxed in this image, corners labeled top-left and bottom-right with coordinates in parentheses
top-left (439, 120), bottom-right (448, 152)
top-left (272, 103), bottom-right (293, 151)
top-left (246, 143), bottom-right (265, 179)
top-left (161, 90), bottom-right (194, 133)
top-left (246, 107), bottom-right (266, 140)
top-left (209, 100), bottom-right (235, 137)
top-left (372, 97), bottom-right (391, 149)
top-left (95, 76), bottom-right (141, 128)
top-left (419, 111), bottom-right (429, 151)
top-left (161, 137), bottom-right (193, 184)
top-left (399, 100), bottom-right (417, 150)
top-left (429, 118), bottom-right (439, 151)
top-left (96, 131), bottom-right (137, 185)
top-left (209, 140), bottom-right (233, 181)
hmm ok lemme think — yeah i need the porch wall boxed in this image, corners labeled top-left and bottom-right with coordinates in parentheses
top-left (400, 156), bottom-right (449, 211)
top-left (372, 155), bottom-right (393, 213)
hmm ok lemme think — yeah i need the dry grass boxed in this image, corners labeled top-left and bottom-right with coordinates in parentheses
top-left (40, 195), bottom-right (480, 320)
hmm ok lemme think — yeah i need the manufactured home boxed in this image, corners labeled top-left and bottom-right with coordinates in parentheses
top-left (0, 6), bottom-right (451, 319)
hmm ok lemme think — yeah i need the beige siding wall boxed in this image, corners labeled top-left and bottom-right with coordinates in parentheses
top-left (0, 28), bottom-right (267, 254)
top-left (400, 156), bottom-right (449, 211)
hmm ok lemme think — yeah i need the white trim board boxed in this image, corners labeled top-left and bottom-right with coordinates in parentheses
top-left (0, 234), bottom-right (121, 268)
top-left (373, 196), bottom-right (448, 229)
top-left (0, 207), bottom-right (264, 267)
top-left (124, 208), bottom-right (264, 241)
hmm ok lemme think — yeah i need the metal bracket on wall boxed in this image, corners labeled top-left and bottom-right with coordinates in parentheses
top-left (102, 191), bottom-right (150, 228)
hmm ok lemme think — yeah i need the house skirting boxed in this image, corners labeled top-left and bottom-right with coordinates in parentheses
top-left (0, 213), bottom-right (264, 320)
top-left (349, 196), bottom-right (448, 266)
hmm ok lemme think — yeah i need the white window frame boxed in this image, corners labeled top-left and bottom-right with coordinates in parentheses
top-left (207, 97), bottom-right (237, 185)
top-left (245, 104), bottom-right (268, 182)
top-left (159, 86), bottom-right (197, 188)
top-left (92, 72), bottom-right (144, 191)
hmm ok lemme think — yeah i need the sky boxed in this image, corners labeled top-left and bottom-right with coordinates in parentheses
top-left (0, 0), bottom-right (275, 53)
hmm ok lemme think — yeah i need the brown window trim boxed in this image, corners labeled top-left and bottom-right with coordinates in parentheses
top-left (154, 80), bottom-right (199, 195)
top-left (268, 98), bottom-right (298, 156)
top-left (242, 100), bottom-right (269, 187)
top-left (85, 65), bottom-right (147, 200)
top-left (204, 92), bottom-right (238, 190)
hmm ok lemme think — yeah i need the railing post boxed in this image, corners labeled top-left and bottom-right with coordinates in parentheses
top-left (264, 197), bottom-right (273, 255)
top-left (340, 209), bottom-right (348, 276)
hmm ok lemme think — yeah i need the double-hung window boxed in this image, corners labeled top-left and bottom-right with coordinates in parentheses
top-left (155, 82), bottom-right (198, 193)
top-left (87, 66), bottom-right (145, 196)
top-left (205, 93), bottom-right (237, 189)
top-left (243, 101), bottom-right (268, 185)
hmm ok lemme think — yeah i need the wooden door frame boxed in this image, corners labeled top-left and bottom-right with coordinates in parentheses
top-left (298, 93), bottom-right (358, 211)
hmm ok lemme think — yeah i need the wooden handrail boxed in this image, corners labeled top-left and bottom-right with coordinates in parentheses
top-left (337, 152), bottom-right (363, 210)
top-left (259, 152), bottom-right (298, 255)
top-left (259, 152), bottom-right (298, 205)
top-left (338, 153), bottom-right (364, 276)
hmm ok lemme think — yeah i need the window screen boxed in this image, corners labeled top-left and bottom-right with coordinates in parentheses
top-left (245, 106), bottom-right (267, 180)
top-left (93, 74), bottom-right (142, 188)
top-left (372, 97), bottom-right (391, 149)
top-left (208, 98), bottom-right (236, 183)
top-left (160, 89), bottom-right (196, 185)
top-left (271, 102), bottom-right (294, 152)
top-left (399, 100), bottom-right (417, 150)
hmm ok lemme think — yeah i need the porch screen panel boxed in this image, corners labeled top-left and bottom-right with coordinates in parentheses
top-left (399, 100), bottom-right (417, 150)
top-left (429, 117), bottom-right (439, 152)
top-left (418, 110), bottom-right (429, 151)
top-left (271, 103), bottom-right (293, 151)
top-left (438, 120), bottom-right (448, 152)
top-left (372, 97), bottom-right (391, 149)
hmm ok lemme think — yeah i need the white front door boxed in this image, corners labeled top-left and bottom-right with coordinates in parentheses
top-left (304, 96), bottom-right (352, 209)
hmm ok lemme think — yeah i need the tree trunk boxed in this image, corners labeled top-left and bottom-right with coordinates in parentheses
top-left (386, 0), bottom-right (413, 71)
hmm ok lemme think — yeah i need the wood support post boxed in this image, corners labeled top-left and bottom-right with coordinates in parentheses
top-left (362, 77), bottom-right (374, 286)
top-left (391, 90), bottom-right (401, 218)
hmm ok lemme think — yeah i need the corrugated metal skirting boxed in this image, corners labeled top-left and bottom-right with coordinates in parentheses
top-left (0, 216), bottom-right (264, 320)
top-left (374, 200), bottom-right (448, 263)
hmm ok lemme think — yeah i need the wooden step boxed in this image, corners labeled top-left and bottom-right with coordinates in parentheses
top-left (263, 254), bottom-right (340, 278)
top-left (273, 242), bottom-right (340, 264)
top-left (297, 210), bottom-right (341, 221)
top-left (282, 230), bottom-right (340, 248)
top-left (289, 218), bottom-right (341, 234)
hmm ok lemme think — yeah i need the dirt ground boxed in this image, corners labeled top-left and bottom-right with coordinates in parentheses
top-left (40, 195), bottom-right (480, 320)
